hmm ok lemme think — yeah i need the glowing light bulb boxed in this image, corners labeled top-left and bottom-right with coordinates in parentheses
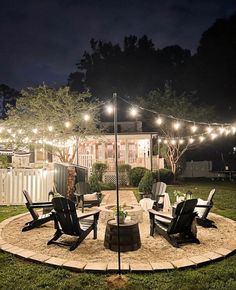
top-left (130, 107), bottom-right (138, 117)
top-left (191, 125), bottom-right (198, 133)
top-left (206, 126), bottom-right (213, 134)
top-left (106, 104), bottom-right (114, 114)
top-left (65, 121), bottom-right (71, 128)
top-left (179, 139), bottom-right (184, 144)
top-left (231, 126), bottom-right (236, 134)
top-left (156, 117), bottom-right (163, 125)
top-left (48, 126), bottom-right (53, 132)
top-left (225, 129), bottom-right (230, 136)
top-left (218, 127), bottom-right (225, 134)
top-left (199, 136), bottom-right (205, 142)
top-left (211, 133), bottom-right (217, 140)
top-left (171, 139), bottom-right (176, 145)
top-left (32, 128), bottom-right (38, 134)
top-left (83, 114), bottom-right (90, 121)
top-left (158, 138), bottom-right (162, 143)
top-left (173, 121), bottom-right (181, 130)
top-left (163, 139), bottom-right (168, 144)
top-left (189, 137), bottom-right (194, 144)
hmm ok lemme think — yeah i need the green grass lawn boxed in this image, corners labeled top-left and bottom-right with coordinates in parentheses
top-left (0, 181), bottom-right (236, 290)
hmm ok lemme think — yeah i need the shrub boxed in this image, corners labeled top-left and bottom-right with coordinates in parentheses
top-left (118, 164), bottom-right (131, 173)
top-left (99, 182), bottom-right (116, 190)
top-left (0, 155), bottom-right (9, 168)
top-left (138, 171), bottom-right (154, 194)
top-left (89, 173), bottom-right (101, 192)
top-left (92, 162), bottom-right (107, 182)
top-left (152, 168), bottom-right (174, 184)
top-left (129, 167), bottom-right (149, 187)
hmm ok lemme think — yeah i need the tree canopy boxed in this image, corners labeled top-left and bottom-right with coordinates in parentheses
top-left (2, 85), bottom-right (101, 163)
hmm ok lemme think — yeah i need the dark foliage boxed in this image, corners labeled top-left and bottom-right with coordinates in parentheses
top-left (129, 167), bottom-right (149, 187)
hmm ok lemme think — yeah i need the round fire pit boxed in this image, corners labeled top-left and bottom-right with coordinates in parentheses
top-left (99, 204), bottom-right (143, 223)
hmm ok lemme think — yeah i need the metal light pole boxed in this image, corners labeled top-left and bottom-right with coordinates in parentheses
top-left (113, 92), bottom-right (121, 275)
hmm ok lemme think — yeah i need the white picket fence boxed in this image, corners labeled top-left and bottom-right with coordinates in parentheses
top-left (0, 168), bottom-right (54, 205)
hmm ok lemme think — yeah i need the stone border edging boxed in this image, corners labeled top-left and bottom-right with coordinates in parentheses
top-left (0, 213), bottom-right (236, 272)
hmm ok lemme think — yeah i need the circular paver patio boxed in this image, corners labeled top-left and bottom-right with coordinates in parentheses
top-left (0, 191), bottom-right (236, 272)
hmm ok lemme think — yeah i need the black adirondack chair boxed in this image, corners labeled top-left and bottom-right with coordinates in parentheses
top-left (149, 199), bottom-right (200, 248)
top-left (22, 190), bottom-right (54, 232)
top-left (47, 197), bottom-right (100, 251)
top-left (74, 182), bottom-right (101, 212)
top-left (195, 189), bottom-right (216, 228)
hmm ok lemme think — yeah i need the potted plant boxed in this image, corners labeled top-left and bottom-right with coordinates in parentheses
top-left (173, 190), bottom-right (186, 203)
top-left (113, 206), bottom-right (128, 224)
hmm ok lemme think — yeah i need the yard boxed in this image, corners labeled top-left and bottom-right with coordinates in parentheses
top-left (0, 180), bottom-right (236, 290)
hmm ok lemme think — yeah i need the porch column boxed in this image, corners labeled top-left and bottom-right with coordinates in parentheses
top-left (102, 142), bottom-right (106, 163)
top-left (150, 134), bottom-right (153, 171)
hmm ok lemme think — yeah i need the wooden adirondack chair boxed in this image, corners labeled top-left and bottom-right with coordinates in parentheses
top-left (152, 182), bottom-right (167, 210)
top-left (47, 197), bottom-right (100, 251)
top-left (74, 182), bottom-right (101, 212)
top-left (22, 190), bottom-right (54, 232)
top-left (195, 189), bottom-right (216, 228)
top-left (149, 199), bottom-right (200, 248)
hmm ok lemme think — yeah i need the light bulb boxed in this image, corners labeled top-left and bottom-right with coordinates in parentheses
top-left (171, 139), bottom-right (176, 145)
top-left (211, 133), bottom-right (217, 140)
top-left (48, 126), bottom-right (53, 132)
top-left (65, 121), bottom-right (71, 128)
top-left (173, 121), bottom-right (181, 130)
top-left (206, 126), bottom-right (213, 134)
top-left (191, 125), bottom-right (198, 133)
top-left (158, 138), bottom-right (162, 143)
top-left (130, 107), bottom-right (138, 117)
top-left (32, 128), bottom-right (38, 134)
top-left (179, 139), bottom-right (184, 144)
top-left (199, 136), bottom-right (205, 142)
top-left (163, 139), bottom-right (168, 144)
top-left (189, 137), bottom-right (194, 144)
top-left (83, 114), bottom-right (90, 121)
top-left (218, 127), bottom-right (225, 134)
top-left (156, 117), bottom-right (163, 125)
top-left (106, 105), bottom-right (114, 114)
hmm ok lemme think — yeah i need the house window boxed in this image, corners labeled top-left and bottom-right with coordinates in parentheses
top-left (128, 143), bottom-right (136, 163)
top-left (107, 144), bottom-right (114, 159)
top-left (97, 144), bottom-right (103, 160)
top-left (118, 143), bottom-right (125, 160)
top-left (35, 147), bottom-right (45, 163)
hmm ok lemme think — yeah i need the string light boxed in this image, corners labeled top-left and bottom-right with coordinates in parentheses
top-left (189, 137), bottom-right (194, 144)
top-left (32, 128), bottom-right (38, 134)
top-left (171, 139), bottom-right (176, 145)
top-left (173, 121), bottom-right (181, 130)
top-left (156, 117), bottom-right (163, 125)
top-left (18, 129), bottom-right (23, 134)
top-left (64, 121), bottom-right (71, 128)
top-left (83, 114), bottom-right (90, 121)
top-left (130, 107), bottom-right (138, 117)
top-left (163, 139), bottom-right (168, 144)
top-left (191, 124), bottom-right (198, 133)
top-left (106, 104), bottom-right (114, 114)
top-left (211, 133), bottom-right (218, 140)
top-left (158, 138), bottom-right (162, 143)
top-left (218, 127), bottom-right (225, 134)
top-left (206, 126), bottom-right (213, 134)
top-left (179, 139), bottom-right (184, 144)
top-left (225, 129), bottom-right (230, 136)
top-left (199, 136), bottom-right (205, 142)
top-left (48, 126), bottom-right (53, 132)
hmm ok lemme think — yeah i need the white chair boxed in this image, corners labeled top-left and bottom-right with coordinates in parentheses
top-left (195, 189), bottom-right (216, 227)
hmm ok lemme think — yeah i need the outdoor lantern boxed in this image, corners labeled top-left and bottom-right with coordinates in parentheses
top-left (186, 190), bottom-right (193, 200)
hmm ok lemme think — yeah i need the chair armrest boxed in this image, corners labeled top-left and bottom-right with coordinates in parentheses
top-left (77, 209), bottom-right (100, 220)
top-left (148, 209), bottom-right (173, 220)
top-left (195, 204), bottom-right (212, 208)
top-left (29, 202), bottom-right (53, 209)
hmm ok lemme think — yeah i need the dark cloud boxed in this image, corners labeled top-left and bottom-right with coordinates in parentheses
top-left (0, 0), bottom-right (236, 89)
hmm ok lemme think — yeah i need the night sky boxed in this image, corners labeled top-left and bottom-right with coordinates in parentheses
top-left (1, 0), bottom-right (236, 90)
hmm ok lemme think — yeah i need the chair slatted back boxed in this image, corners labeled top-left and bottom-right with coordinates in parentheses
top-left (52, 197), bottom-right (83, 236)
top-left (23, 190), bottom-right (39, 220)
top-left (168, 199), bottom-right (197, 234)
top-left (207, 189), bottom-right (216, 205)
top-left (152, 182), bottom-right (167, 202)
top-left (76, 182), bottom-right (91, 195)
